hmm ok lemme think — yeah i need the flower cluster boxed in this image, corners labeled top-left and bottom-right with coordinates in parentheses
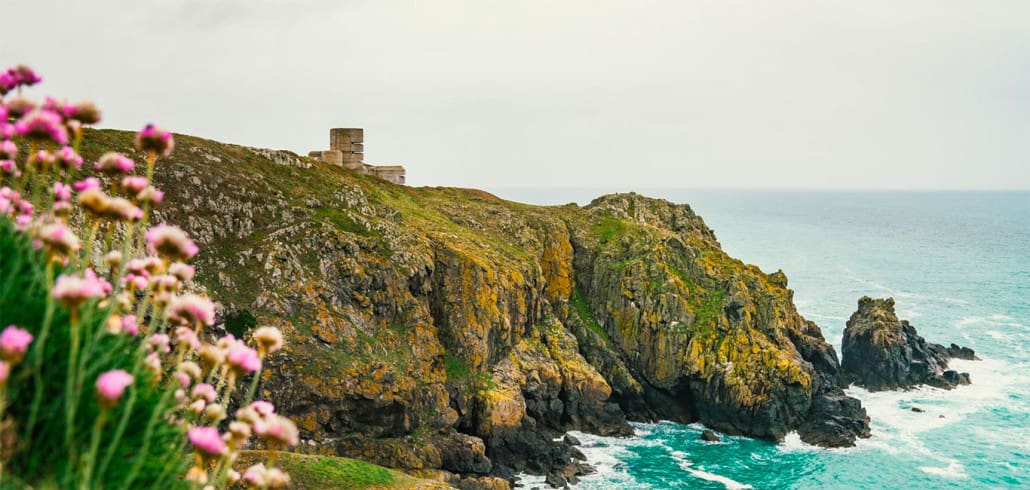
top-left (0, 65), bottom-right (293, 488)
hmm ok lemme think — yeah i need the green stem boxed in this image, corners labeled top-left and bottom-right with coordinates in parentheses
top-left (22, 261), bottom-right (56, 452)
top-left (81, 409), bottom-right (108, 489)
top-left (95, 384), bottom-right (134, 483)
top-left (118, 383), bottom-right (176, 490)
top-left (64, 308), bottom-right (83, 473)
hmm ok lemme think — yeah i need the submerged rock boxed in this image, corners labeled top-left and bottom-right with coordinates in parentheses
top-left (700, 430), bottom-right (721, 442)
top-left (841, 297), bottom-right (975, 391)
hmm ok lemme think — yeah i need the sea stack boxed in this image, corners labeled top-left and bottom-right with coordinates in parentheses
top-left (841, 297), bottom-right (975, 391)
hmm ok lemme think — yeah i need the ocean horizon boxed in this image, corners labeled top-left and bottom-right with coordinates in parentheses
top-left (501, 188), bottom-right (1030, 489)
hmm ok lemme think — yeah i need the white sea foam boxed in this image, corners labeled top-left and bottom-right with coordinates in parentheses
top-left (919, 460), bottom-right (968, 479)
top-left (668, 450), bottom-right (754, 489)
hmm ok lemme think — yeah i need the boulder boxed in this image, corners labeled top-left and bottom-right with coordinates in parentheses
top-left (700, 430), bottom-right (721, 442)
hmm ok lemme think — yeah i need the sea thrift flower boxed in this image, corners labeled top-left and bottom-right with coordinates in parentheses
top-left (192, 383), bottom-right (217, 403)
top-left (265, 468), bottom-right (291, 489)
top-left (226, 342), bottom-right (261, 374)
top-left (144, 352), bottom-right (162, 377)
top-left (38, 222), bottom-right (80, 255)
top-left (69, 100), bottom-right (101, 125)
top-left (242, 463), bottom-right (268, 488)
top-left (120, 314), bottom-right (139, 336)
top-left (0, 140), bottom-right (16, 159)
top-left (32, 150), bottom-right (54, 169)
top-left (53, 146), bottom-right (82, 170)
top-left (229, 421), bottom-right (252, 441)
top-left (135, 124), bottom-right (175, 156)
top-left (52, 269), bottom-right (110, 308)
top-left (251, 400), bottom-right (275, 416)
top-left (0, 160), bottom-right (19, 178)
top-left (136, 185), bottom-right (164, 204)
top-left (53, 181), bottom-right (72, 201)
top-left (4, 97), bottom-right (36, 119)
top-left (15, 109), bottom-right (69, 145)
top-left (253, 327), bottom-right (284, 355)
top-left (188, 426), bottom-right (227, 457)
top-left (166, 293), bottom-right (215, 328)
top-left (0, 325), bottom-right (33, 364)
top-left (146, 224), bottom-right (198, 261)
top-left (178, 361), bottom-right (202, 381)
top-left (198, 344), bottom-right (225, 370)
top-left (95, 369), bottom-right (133, 408)
top-left (101, 196), bottom-right (143, 221)
top-left (74, 177), bottom-right (101, 192)
top-left (77, 188), bottom-right (109, 216)
top-left (94, 152), bottom-right (135, 174)
top-left (105, 250), bottom-right (123, 268)
top-left (121, 175), bottom-right (148, 194)
top-left (254, 414), bottom-right (299, 447)
top-left (204, 403), bottom-right (226, 422)
top-left (168, 262), bottom-right (195, 282)
top-left (148, 333), bottom-right (171, 353)
top-left (185, 467), bottom-right (208, 485)
top-left (12, 65), bottom-right (42, 87)
top-left (173, 326), bottom-right (201, 350)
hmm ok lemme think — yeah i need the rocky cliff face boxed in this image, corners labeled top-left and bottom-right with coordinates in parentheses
top-left (841, 297), bottom-right (974, 391)
top-left (80, 129), bottom-right (871, 486)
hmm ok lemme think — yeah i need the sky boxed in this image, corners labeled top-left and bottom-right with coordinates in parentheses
top-left (2, 1), bottom-right (1028, 190)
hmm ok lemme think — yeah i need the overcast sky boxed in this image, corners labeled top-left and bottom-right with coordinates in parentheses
top-left (3, 1), bottom-right (1028, 189)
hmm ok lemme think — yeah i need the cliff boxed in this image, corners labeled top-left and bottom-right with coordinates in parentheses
top-left (79, 129), bottom-right (870, 486)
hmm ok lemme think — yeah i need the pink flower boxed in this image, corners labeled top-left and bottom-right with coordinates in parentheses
top-left (253, 414), bottom-right (298, 447)
top-left (38, 223), bottom-right (80, 256)
top-left (253, 327), bottom-right (283, 355)
top-left (121, 315), bottom-right (139, 335)
top-left (148, 333), bottom-right (171, 353)
top-left (192, 383), bottom-right (217, 403)
top-left (73, 177), bottom-right (101, 192)
top-left (242, 463), bottom-right (268, 487)
top-left (135, 124), bottom-right (175, 156)
top-left (53, 181), bottom-right (72, 202)
top-left (95, 369), bottom-right (133, 408)
top-left (173, 326), bottom-right (201, 350)
top-left (0, 160), bottom-right (19, 178)
top-left (0, 140), bottom-right (16, 159)
top-left (136, 186), bottom-right (164, 204)
top-left (226, 342), bottom-right (261, 374)
top-left (166, 293), bottom-right (215, 328)
top-left (52, 269), bottom-right (110, 308)
top-left (168, 262), bottom-right (195, 282)
top-left (121, 176), bottom-right (148, 194)
top-left (187, 426), bottom-right (227, 457)
top-left (0, 325), bottom-right (33, 364)
top-left (69, 101), bottom-right (101, 125)
top-left (15, 109), bottom-right (68, 145)
top-left (12, 65), bottom-right (42, 87)
top-left (94, 152), bottom-right (135, 174)
top-left (54, 146), bottom-right (82, 170)
top-left (251, 400), bottom-right (275, 416)
top-left (145, 224), bottom-right (198, 261)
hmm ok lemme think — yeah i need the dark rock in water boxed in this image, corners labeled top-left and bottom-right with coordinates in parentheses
top-left (545, 471), bottom-right (568, 488)
top-left (797, 390), bottom-right (871, 447)
top-left (701, 429), bottom-right (721, 442)
top-left (911, 407), bottom-right (925, 413)
top-left (946, 343), bottom-right (980, 361)
top-left (841, 297), bottom-right (975, 391)
top-left (563, 434), bottom-right (581, 446)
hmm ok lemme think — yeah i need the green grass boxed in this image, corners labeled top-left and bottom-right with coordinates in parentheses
top-left (570, 287), bottom-right (611, 345)
top-left (442, 352), bottom-right (493, 393)
top-left (592, 217), bottom-right (627, 243)
top-left (238, 451), bottom-right (428, 489)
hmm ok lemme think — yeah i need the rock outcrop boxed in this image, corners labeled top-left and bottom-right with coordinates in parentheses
top-left (79, 129), bottom-right (873, 487)
top-left (841, 297), bottom-right (975, 391)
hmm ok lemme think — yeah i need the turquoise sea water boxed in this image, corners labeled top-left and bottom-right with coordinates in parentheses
top-left (491, 189), bottom-right (1029, 489)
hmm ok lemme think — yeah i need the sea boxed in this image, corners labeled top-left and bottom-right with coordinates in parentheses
top-left (488, 189), bottom-right (1029, 489)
